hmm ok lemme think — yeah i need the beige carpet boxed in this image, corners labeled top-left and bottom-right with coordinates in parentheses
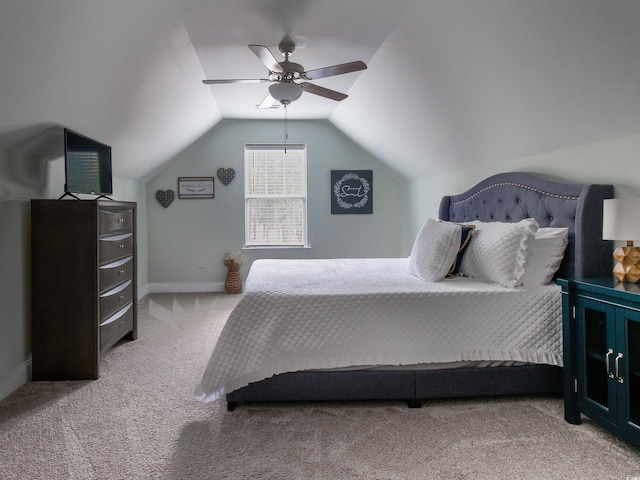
top-left (1, 292), bottom-right (639, 479)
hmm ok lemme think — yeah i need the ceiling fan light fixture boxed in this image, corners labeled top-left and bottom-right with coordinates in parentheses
top-left (269, 82), bottom-right (303, 104)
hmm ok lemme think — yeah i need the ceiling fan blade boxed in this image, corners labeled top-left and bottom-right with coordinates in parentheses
top-left (300, 82), bottom-right (348, 101)
top-left (203, 79), bottom-right (268, 84)
top-left (248, 45), bottom-right (284, 73)
top-left (257, 93), bottom-right (278, 109)
top-left (303, 61), bottom-right (367, 80)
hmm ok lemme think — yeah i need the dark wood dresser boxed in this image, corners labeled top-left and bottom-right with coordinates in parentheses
top-left (31, 200), bottom-right (137, 380)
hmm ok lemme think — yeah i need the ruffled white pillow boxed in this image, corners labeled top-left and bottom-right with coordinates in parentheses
top-left (407, 218), bottom-right (461, 282)
top-left (520, 227), bottom-right (569, 286)
top-left (460, 219), bottom-right (539, 288)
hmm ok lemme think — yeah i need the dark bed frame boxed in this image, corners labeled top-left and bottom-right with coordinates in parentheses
top-left (226, 172), bottom-right (613, 410)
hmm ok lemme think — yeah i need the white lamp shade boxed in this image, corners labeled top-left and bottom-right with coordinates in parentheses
top-left (602, 198), bottom-right (640, 241)
top-left (269, 82), bottom-right (303, 103)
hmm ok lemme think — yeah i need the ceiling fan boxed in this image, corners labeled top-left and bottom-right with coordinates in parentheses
top-left (202, 37), bottom-right (367, 108)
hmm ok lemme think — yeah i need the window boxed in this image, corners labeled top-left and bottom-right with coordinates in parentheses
top-left (245, 144), bottom-right (307, 247)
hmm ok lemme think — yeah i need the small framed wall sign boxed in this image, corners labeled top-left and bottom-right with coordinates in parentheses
top-left (331, 170), bottom-right (373, 214)
top-left (178, 177), bottom-right (215, 199)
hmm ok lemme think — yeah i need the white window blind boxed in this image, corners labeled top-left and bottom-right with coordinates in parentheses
top-left (245, 144), bottom-right (307, 247)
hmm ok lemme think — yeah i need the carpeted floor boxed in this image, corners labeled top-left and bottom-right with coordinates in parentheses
top-left (1, 292), bottom-right (639, 479)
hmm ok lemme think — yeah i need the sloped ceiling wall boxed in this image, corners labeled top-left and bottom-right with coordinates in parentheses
top-left (331, 0), bottom-right (640, 178)
top-left (2, 0), bottom-right (640, 192)
top-left (0, 0), bottom-right (221, 197)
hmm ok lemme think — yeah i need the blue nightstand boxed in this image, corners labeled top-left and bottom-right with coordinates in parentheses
top-left (558, 277), bottom-right (640, 449)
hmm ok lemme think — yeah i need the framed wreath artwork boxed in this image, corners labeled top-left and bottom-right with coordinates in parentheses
top-left (331, 170), bottom-right (373, 214)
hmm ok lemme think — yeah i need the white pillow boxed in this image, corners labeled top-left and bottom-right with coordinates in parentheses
top-left (460, 218), bottom-right (539, 288)
top-left (407, 218), bottom-right (461, 282)
top-left (520, 227), bottom-right (569, 286)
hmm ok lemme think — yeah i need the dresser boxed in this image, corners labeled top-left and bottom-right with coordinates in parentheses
top-left (31, 200), bottom-right (137, 380)
top-left (558, 277), bottom-right (640, 449)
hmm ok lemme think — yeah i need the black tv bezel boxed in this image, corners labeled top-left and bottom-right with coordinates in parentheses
top-left (63, 128), bottom-right (113, 197)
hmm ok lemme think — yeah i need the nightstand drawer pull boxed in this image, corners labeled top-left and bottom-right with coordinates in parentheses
top-left (615, 353), bottom-right (624, 383)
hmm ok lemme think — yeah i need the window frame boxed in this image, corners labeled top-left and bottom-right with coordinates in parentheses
top-left (244, 143), bottom-right (308, 248)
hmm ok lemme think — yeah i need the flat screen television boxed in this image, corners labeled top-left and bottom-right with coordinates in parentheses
top-left (63, 128), bottom-right (113, 197)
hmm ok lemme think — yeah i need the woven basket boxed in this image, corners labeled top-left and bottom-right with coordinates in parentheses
top-left (224, 268), bottom-right (242, 294)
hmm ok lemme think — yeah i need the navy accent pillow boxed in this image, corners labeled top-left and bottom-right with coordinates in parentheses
top-left (447, 225), bottom-right (476, 278)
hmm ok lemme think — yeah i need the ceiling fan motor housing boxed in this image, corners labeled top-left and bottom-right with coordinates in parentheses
top-left (278, 37), bottom-right (296, 56)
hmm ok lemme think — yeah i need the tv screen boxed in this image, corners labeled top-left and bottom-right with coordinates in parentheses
top-left (64, 128), bottom-right (113, 196)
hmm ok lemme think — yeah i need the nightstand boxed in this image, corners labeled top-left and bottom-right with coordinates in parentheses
top-left (558, 278), bottom-right (640, 449)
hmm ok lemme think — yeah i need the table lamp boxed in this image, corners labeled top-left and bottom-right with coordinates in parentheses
top-left (603, 198), bottom-right (640, 283)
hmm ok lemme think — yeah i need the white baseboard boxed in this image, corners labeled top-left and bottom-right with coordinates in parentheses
top-left (138, 283), bottom-right (150, 299)
top-left (0, 357), bottom-right (31, 402)
top-left (146, 282), bottom-right (225, 294)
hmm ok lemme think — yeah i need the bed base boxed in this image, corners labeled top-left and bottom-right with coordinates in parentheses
top-left (226, 364), bottom-right (563, 411)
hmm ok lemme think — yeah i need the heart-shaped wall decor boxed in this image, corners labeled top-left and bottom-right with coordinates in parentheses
top-left (217, 168), bottom-right (235, 186)
top-left (155, 189), bottom-right (175, 208)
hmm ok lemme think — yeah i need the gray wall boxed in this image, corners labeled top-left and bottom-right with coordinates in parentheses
top-left (146, 119), bottom-right (406, 290)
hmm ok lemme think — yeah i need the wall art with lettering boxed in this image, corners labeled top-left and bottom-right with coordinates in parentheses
top-left (331, 170), bottom-right (373, 214)
top-left (177, 177), bottom-right (215, 199)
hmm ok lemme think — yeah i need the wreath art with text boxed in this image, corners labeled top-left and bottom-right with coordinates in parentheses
top-left (333, 172), bottom-right (370, 210)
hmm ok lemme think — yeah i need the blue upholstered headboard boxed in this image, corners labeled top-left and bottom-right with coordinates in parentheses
top-left (438, 172), bottom-right (614, 279)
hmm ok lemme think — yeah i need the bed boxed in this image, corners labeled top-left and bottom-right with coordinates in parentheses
top-left (195, 172), bottom-right (613, 410)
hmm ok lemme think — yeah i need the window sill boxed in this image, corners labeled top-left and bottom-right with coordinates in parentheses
top-left (242, 246), bottom-right (311, 253)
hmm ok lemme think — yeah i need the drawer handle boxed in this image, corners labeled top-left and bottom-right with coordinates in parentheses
top-left (119, 244), bottom-right (125, 248)
top-left (606, 349), bottom-right (614, 378)
top-left (615, 352), bottom-right (624, 383)
top-left (119, 295), bottom-right (125, 300)
top-left (118, 218), bottom-right (124, 223)
top-left (119, 269), bottom-right (125, 275)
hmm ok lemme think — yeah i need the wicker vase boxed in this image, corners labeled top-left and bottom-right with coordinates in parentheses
top-left (224, 262), bottom-right (242, 294)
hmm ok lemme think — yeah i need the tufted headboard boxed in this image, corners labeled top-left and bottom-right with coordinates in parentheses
top-left (438, 172), bottom-right (614, 280)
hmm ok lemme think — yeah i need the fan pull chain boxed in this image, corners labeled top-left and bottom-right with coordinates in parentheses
top-left (284, 103), bottom-right (288, 154)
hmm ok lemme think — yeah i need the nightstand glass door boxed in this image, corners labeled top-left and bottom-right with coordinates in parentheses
top-left (620, 311), bottom-right (640, 431)
top-left (576, 297), bottom-right (617, 423)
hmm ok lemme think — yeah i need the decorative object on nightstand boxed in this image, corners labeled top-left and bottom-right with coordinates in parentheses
top-left (603, 198), bottom-right (640, 283)
top-left (558, 278), bottom-right (640, 449)
top-left (224, 251), bottom-right (243, 294)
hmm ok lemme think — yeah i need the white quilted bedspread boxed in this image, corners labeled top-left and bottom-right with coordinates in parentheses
top-left (195, 258), bottom-right (563, 403)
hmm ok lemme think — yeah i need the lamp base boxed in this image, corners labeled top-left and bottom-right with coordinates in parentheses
top-left (613, 245), bottom-right (640, 283)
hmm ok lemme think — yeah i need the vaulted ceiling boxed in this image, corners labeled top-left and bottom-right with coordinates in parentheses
top-left (2, 0), bottom-right (640, 184)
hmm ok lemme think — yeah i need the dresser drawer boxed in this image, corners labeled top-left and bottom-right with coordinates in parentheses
top-left (99, 256), bottom-right (134, 293)
top-left (99, 208), bottom-right (134, 235)
top-left (100, 302), bottom-right (134, 352)
top-left (99, 233), bottom-right (134, 264)
top-left (100, 279), bottom-right (133, 322)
